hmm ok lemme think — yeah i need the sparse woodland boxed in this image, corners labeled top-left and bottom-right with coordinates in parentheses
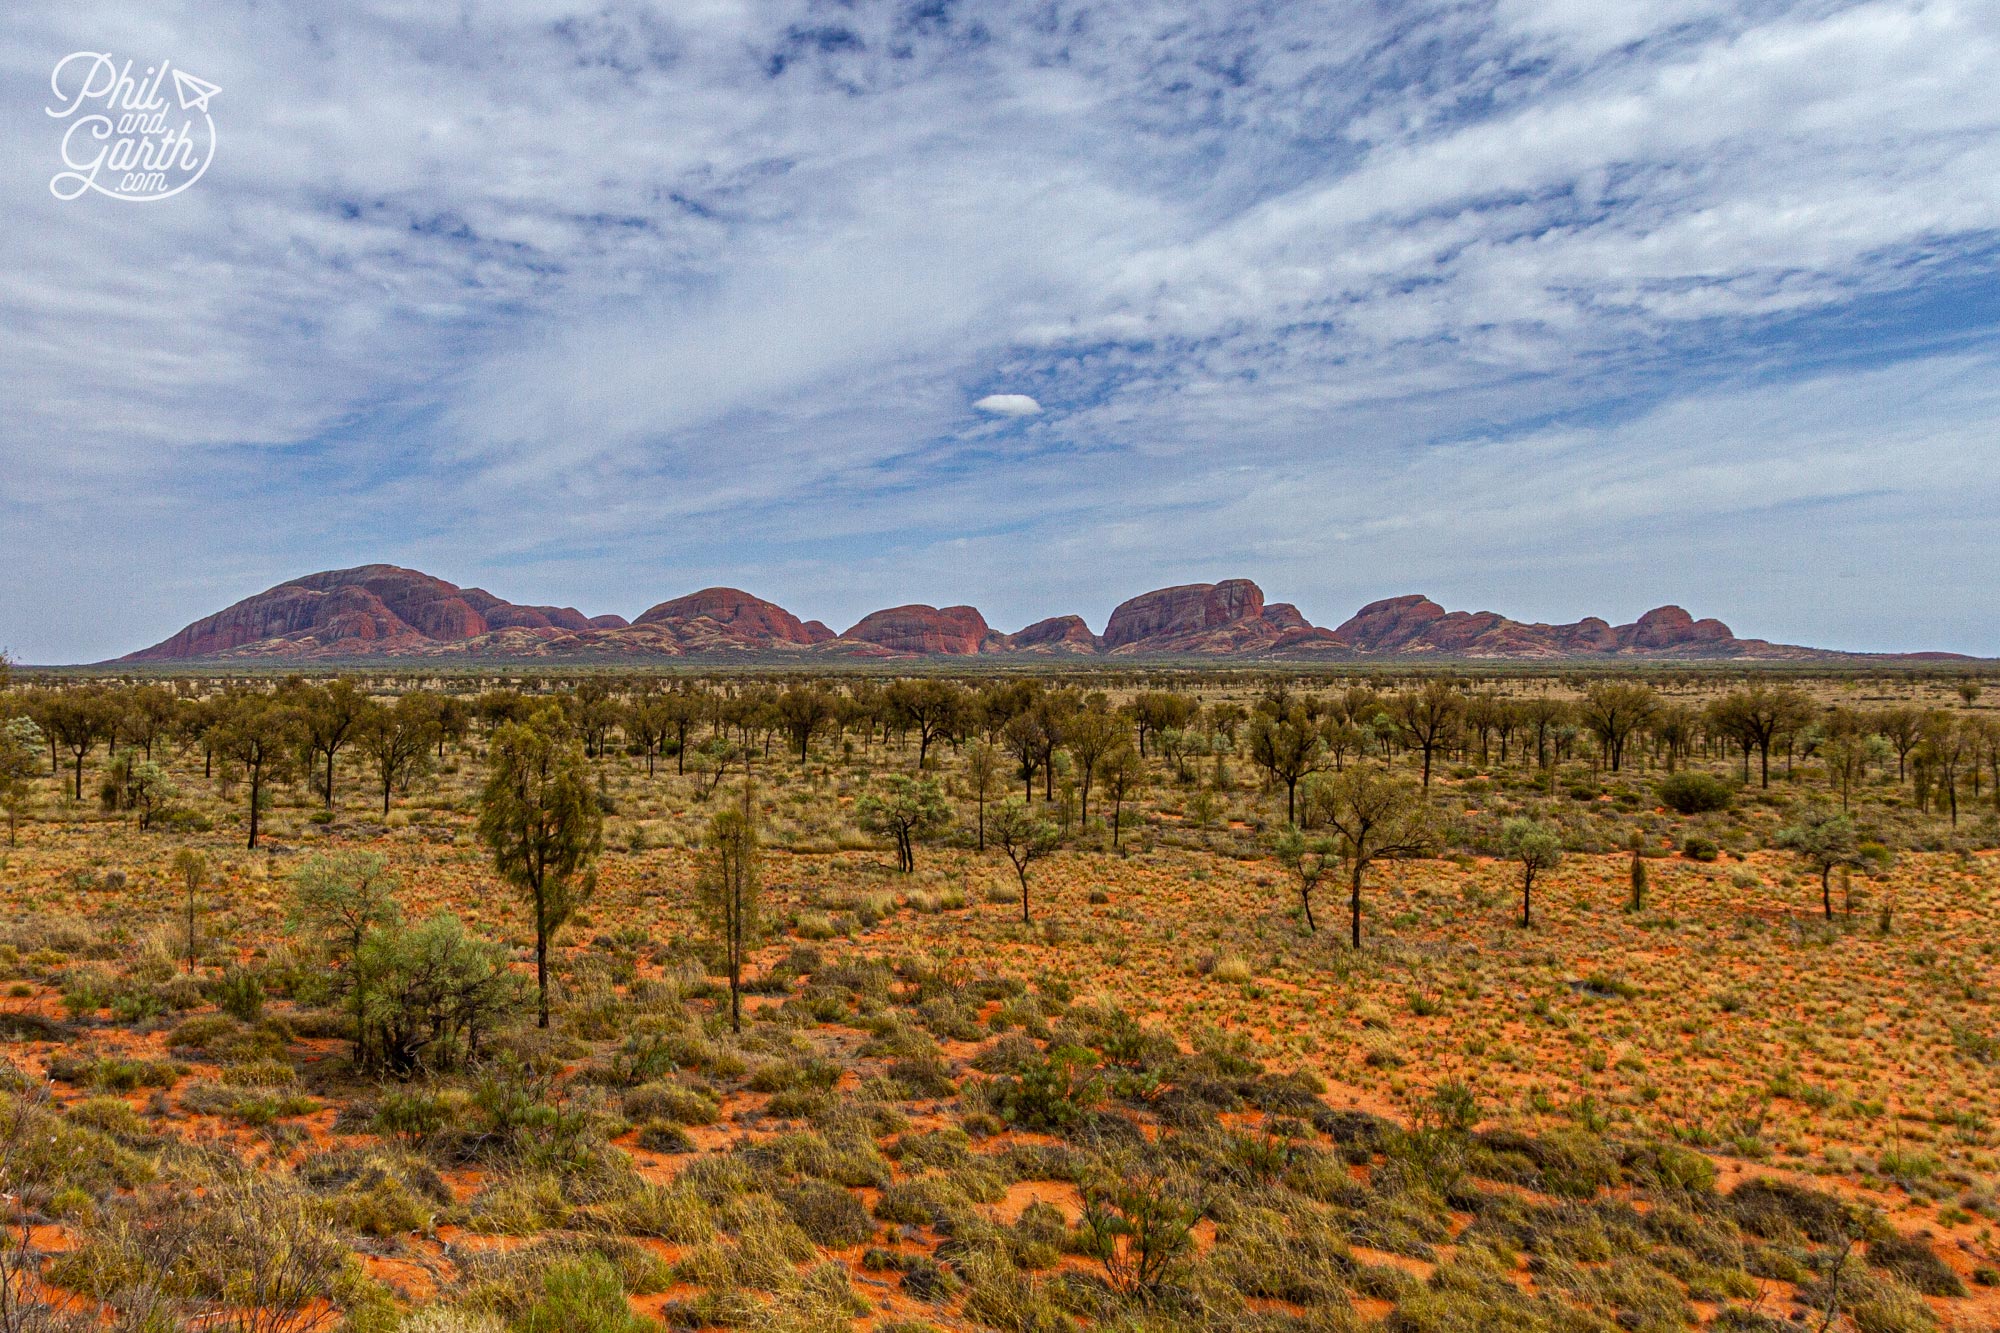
top-left (4, 658), bottom-right (2000, 1332)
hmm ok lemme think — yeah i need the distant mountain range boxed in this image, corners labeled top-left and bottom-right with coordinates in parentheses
top-left (111, 564), bottom-right (1967, 664)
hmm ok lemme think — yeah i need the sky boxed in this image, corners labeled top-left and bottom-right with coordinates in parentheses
top-left (1, 0), bottom-right (1997, 663)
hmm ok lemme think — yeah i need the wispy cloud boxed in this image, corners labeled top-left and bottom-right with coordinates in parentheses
top-left (0, 0), bottom-right (1995, 660)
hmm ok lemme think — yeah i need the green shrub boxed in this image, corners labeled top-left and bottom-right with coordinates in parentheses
top-left (212, 967), bottom-right (266, 1022)
top-left (1658, 773), bottom-right (1735, 814)
top-left (517, 1254), bottom-right (659, 1333)
top-left (1682, 834), bottom-right (1720, 862)
top-left (990, 1045), bottom-right (1100, 1132)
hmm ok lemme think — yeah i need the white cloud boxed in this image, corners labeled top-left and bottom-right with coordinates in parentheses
top-left (973, 393), bottom-right (1042, 416)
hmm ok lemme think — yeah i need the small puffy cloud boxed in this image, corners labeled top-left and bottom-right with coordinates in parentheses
top-left (974, 393), bottom-right (1043, 417)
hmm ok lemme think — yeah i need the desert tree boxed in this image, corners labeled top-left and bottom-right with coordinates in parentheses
top-left (0, 717), bottom-right (40, 847)
top-left (298, 677), bottom-right (366, 808)
top-left (856, 774), bottom-right (952, 872)
top-left (564, 679), bottom-right (621, 758)
top-left (1519, 696), bottom-right (1571, 770)
top-left (1272, 825), bottom-right (1338, 933)
top-left (356, 694), bottom-right (438, 815)
top-left (1874, 705), bottom-right (1926, 781)
top-left (1062, 708), bottom-right (1122, 826)
top-left (100, 754), bottom-right (177, 829)
top-left (1248, 707), bottom-right (1325, 824)
top-left (1099, 743), bottom-right (1145, 850)
top-left (774, 683), bottom-right (838, 762)
top-left (1578, 682), bottom-right (1658, 773)
top-left (965, 741), bottom-right (1001, 850)
top-left (119, 683), bottom-right (179, 762)
top-left (1391, 681), bottom-right (1465, 789)
top-left (214, 691), bottom-right (303, 849)
top-left (886, 679), bottom-right (967, 769)
top-left (990, 797), bottom-right (1059, 925)
top-left (624, 692), bottom-right (671, 775)
top-left (38, 687), bottom-right (110, 801)
top-left (171, 848), bottom-right (208, 975)
top-left (1001, 709), bottom-right (1051, 801)
top-left (1316, 766), bottom-right (1434, 948)
top-left (289, 851), bottom-right (399, 1065)
top-left (1707, 685), bottom-right (1816, 787)
top-left (655, 689), bottom-right (702, 775)
top-left (477, 709), bottom-right (602, 1028)
top-left (1629, 846), bottom-right (1648, 912)
top-left (1918, 713), bottom-right (1967, 825)
top-left (1775, 805), bottom-right (1868, 920)
top-left (1498, 817), bottom-right (1564, 928)
top-left (1814, 725), bottom-right (1891, 811)
top-left (1126, 690), bottom-right (1197, 758)
top-left (699, 785), bottom-right (761, 1032)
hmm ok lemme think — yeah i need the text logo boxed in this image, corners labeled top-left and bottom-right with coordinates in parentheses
top-left (48, 53), bottom-right (220, 202)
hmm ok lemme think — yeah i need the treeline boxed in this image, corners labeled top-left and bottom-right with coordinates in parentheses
top-left (2, 672), bottom-right (1991, 848)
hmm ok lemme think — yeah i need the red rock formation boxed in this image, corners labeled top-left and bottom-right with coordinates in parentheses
top-left (1624, 606), bottom-right (1733, 650)
top-left (118, 566), bottom-right (1939, 664)
top-left (1102, 579), bottom-right (1267, 648)
top-left (1006, 615), bottom-right (1102, 653)
top-left (841, 605), bottom-right (996, 656)
top-left (634, 588), bottom-right (820, 647)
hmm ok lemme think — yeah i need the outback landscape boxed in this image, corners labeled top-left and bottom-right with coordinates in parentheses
top-left (3, 578), bottom-right (1999, 1333)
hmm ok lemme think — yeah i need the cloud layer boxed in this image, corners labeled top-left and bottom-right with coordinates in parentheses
top-left (0, 0), bottom-right (1996, 660)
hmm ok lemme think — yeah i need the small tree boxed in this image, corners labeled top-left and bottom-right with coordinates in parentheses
top-left (1076, 1170), bottom-right (1204, 1299)
top-left (1816, 732), bottom-right (1891, 811)
top-left (290, 851), bottom-right (400, 1065)
top-left (357, 695), bottom-right (438, 816)
top-left (966, 742), bottom-right (1001, 850)
top-left (0, 716), bottom-right (38, 846)
top-left (699, 786), bottom-right (761, 1033)
top-left (990, 798), bottom-right (1059, 925)
top-left (298, 678), bottom-right (366, 808)
top-left (1063, 710), bottom-right (1122, 826)
top-left (1776, 805), bottom-right (1867, 920)
top-left (774, 685), bottom-right (838, 762)
top-left (477, 710), bottom-right (602, 1028)
top-left (1317, 767), bottom-right (1433, 948)
top-left (171, 848), bottom-right (209, 974)
top-left (856, 775), bottom-right (951, 873)
top-left (1498, 817), bottom-right (1564, 928)
top-left (1391, 682), bottom-right (1464, 789)
top-left (1578, 682), bottom-right (1658, 773)
top-left (1629, 848), bottom-right (1647, 912)
top-left (214, 692), bottom-right (303, 849)
top-left (1248, 708), bottom-right (1325, 823)
top-left (1099, 743), bottom-right (1145, 850)
top-left (1272, 825), bottom-right (1338, 933)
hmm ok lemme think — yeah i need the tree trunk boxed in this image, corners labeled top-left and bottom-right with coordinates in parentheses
top-left (246, 764), bottom-right (262, 848)
top-left (1350, 863), bottom-right (1365, 949)
top-left (535, 911), bottom-right (550, 1029)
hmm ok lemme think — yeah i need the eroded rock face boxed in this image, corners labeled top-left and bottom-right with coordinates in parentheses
top-left (841, 604), bottom-right (996, 655)
top-left (634, 588), bottom-right (820, 647)
top-left (1103, 579), bottom-right (1268, 648)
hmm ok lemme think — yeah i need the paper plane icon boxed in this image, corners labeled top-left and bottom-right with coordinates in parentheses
top-left (171, 68), bottom-right (221, 113)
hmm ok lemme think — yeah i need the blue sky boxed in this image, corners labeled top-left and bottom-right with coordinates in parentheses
top-left (2, 0), bottom-right (1997, 662)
